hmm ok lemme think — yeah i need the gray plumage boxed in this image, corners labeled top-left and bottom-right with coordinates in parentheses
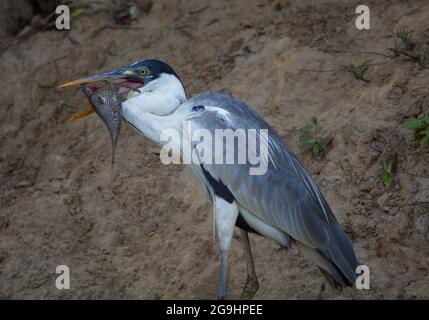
top-left (60, 59), bottom-right (359, 298)
top-left (181, 92), bottom-right (359, 288)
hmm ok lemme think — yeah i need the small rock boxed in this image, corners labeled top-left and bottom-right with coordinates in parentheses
top-left (30, 15), bottom-right (46, 29)
top-left (137, 0), bottom-right (153, 13)
top-left (15, 179), bottom-right (34, 188)
top-left (274, 2), bottom-right (283, 10)
top-left (376, 192), bottom-right (390, 211)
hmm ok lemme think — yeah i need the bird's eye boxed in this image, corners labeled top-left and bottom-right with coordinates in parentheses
top-left (139, 68), bottom-right (148, 76)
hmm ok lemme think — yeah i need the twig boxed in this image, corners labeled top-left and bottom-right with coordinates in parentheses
top-left (298, 61), bottom-right (387, 80)
top-left (296, 68), bottom-right (337, 73)
top-left (66, 34), bottom-right (80, 45)
top-left (188, 4), bottom-right (209, 15)
top-left (397, 171), bottom-right (429, 179)
top-left (91, 25), bottom-right (143, 38)
top-left (325, 48), bottom-right (394, 59)
top-left (396, 202), bottom-right (429, 207)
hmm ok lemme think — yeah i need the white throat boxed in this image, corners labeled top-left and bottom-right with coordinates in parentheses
top-left (121, 73), bottom-right (188, 145)
top-left (125, 73), bottom-right (186, 115)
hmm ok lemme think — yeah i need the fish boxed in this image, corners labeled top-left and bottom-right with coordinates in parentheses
top-left (65, 80), bottom-right (143, 165)
top-left (79, 85), bottom-right (123, 165)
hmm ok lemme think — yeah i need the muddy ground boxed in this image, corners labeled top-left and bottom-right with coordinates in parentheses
top-left (0, 0), bottom-right (428, 299)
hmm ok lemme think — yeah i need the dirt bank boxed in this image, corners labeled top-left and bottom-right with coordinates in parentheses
top-left (0, 0), bottom-right (428, 299)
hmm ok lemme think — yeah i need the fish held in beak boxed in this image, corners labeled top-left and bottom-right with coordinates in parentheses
top-left (80, 86), bottom-right (123, 165)
top-left (59, 68), bottom-right (145, 164)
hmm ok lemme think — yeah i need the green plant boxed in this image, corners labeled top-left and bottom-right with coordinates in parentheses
top-left (400, 116), bottom-right (429, 148)
top-left (71, 7), bottom-right (86, 18)
top-left (381, 158), bottom-right (396, 189)
top-left (299, 117), bottom-right (328, 158)
top-left (342, 58), bottom-right (373, 83)
top-left (394, 27), bottom-right (415, 50)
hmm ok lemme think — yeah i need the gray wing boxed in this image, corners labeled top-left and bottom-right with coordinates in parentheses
top-left (185, 92), bottom-right (358, 284)
top-left (186, 92), bottom-right (331, 246)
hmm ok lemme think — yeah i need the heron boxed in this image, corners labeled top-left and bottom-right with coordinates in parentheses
top-left (59, 59), bottom-right (359, 299)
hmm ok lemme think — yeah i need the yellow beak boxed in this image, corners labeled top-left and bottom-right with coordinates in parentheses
top-left (67, 105), bottom-right (95, 122)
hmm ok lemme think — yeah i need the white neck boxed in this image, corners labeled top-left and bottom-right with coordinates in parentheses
top-left (121, 73), bottom-right (188, 144)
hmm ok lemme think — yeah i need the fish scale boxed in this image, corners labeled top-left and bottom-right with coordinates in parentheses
top-left (80, 86), bottom-right (122, 165)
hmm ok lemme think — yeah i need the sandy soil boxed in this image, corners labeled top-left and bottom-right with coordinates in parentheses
top-left (0, 0), bottom-right (428, 299)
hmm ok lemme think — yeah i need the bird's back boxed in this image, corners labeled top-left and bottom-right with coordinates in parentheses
top-left (183, 92), bottom-right (359, 288)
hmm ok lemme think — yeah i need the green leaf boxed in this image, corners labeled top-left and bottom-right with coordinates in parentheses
top-left (300, 135), bottom-right (313, 150)
top-left (359, 58), bottom-right (373, 73)
top-left (312, 144), bottom-right (321, 157)
top-left (300, 124), bottom-right (314, 132)
top-left (423, 117), bottom-right (429, 126)
top-left (316, 137), bottom-right (327, 148)
top-left (386, 159), bottom-right (395, 173)
top-left (420, 135), bottom-right (429, 148)
top-left (300, 135), bottom-right (313, 143)
top-left (129, 3), bottom-right (140, 20)
top-left (381, 159), bottom-right (396, 189)
top-left (71, 7), bottom-right (86, 17)
top-left (362, 57), bottom-right (373, 65)
top-left (400, 117), bottom-right (423, 129)
top-left (381, 169), bottom-right (393, 188)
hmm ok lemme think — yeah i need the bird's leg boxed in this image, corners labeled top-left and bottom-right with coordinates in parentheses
top-left (218, 249), bottom-right (229, 300)
top-left (240, 229), bottom-right (259, 299)
top-left (214, 196), bottom-right (239, 300)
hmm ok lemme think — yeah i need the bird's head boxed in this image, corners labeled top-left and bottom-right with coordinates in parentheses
top-left (59, 59), bottom-right (186, 118)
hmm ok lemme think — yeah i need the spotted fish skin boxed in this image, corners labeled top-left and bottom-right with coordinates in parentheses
top-left (80, 86), bottom-right (122, 164)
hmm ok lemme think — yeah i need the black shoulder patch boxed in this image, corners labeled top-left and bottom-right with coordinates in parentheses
top-left (200, 165), bottom-right (234, 204)
top-left (200, 165), bottom-right (261, 235)
top-left (192, 105), bottom-right (205, 112)
top-left (235, 213), bottom-right (261, 235)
